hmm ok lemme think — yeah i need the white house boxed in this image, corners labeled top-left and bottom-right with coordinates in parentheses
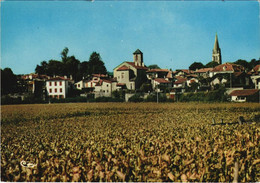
top-left (75, 74), bottom-right (108, 93)
top-left (210, 63), bottom-right (245, 77)
top-left (94, 79), bottom-right (117, 98)
top-left (229, 89), bottom-right (259, 102)
top-left (151, 78), bottom-right (172, 91)
top-left (46, 77), bottom-right (70, 99)
top-left (250, 65), bottom-right (260, 89)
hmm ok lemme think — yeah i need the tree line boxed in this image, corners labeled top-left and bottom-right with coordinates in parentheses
top-left (189, 58), bottom-right (260, 71)
top-left (35, 47), bottom-right (107, 82)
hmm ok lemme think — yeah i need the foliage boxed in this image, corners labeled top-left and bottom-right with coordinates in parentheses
top-left (1, 103), bottom-right (259, 182)
top-left (145, 93), bottom-right (167, 102)
top-left (91, 96), bottom-right (124, 102)
top-left (35, 48), bottom-right (107, 82)
top-left (128, 94), bottom-right (144, 102)
top-left (189, 62), bottom-right (204, 71)
top-left (233, 59), bottom-right (249, 71)
top-left (205, 61), bottom-right (220, 68)
top-left (140, 83), bottom-right (153, 93)
top-left (1, 68), bottom-right (17, 95)
top-left (148, 64), bottom-right (161, 69)
top-left (88, 52), bottom-right (107, 75)
top-left (179, 87), bottom-right (227, 102)
top-left (112, 90), bottom-right (125, 100)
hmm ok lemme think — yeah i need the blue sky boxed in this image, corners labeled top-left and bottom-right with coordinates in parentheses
top-left (1, 1), bottom-right (259, 74)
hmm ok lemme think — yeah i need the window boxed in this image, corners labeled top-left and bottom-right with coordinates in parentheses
top-left (78, 84), bottom-right (80, 88)
top-left (55, 82), bottom-right (57, 86)
top-left (55, 89), bottom-right (57, 93)
top-left (49, 82), bottom-right (52, 86)
top-left (107, 84), bottom-right (109, 87)
top-left (107, 90), bottom-right (109, 93)
top-left (60, 88), bottom-right (62, 92)
top-left (60, 81), bottom-right (62, 86)
top-left (49, 89), bottom-right (52, 93)
top-left (122, 73), bottom-right (124, 79)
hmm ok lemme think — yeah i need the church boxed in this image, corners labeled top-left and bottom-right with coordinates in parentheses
top-left (212, 33), bottom-right (222, 64)
top-left (113, 49), bottom-right (148, 90)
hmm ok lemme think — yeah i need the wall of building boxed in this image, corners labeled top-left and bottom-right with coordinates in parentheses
top-left (46, 80), bottom-right (68, 98)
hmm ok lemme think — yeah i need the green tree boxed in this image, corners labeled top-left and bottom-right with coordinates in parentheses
top-left (148, 64), bottom-right (161, 69)
top-left (1, 68), bottom-right (17, 95)
top-left (61, 47), bottom-right (69, 63)
top-left (140, 83), bottom-right (153, 93)
top-left (47, 60), bottom-right (65, 76)
top-left (249, 58), bottom-right (260, 70)
top-left (205, 61), bottom-right (219, 68)
top-left (65, 56), bottom-right (80, 81)
top-left (189, 62), bottom-right (204, 71)
top-left (88, 52), bottom-right (107, 75)
top-left (35, 61), bottom-right (48, 75)
top-left (233, 59), bottom-right (249, 71)
top-left (79, 61), bottom-right (90, 78)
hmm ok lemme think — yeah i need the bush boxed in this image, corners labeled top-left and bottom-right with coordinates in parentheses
top-left (145, 93), bottom-right (167, 102)
top-left (90, 97), bottom-right (124, 103)
top-left (128, 94), bottom-right (144, 102)
top-left (179, 87), bottom-right (228, 102)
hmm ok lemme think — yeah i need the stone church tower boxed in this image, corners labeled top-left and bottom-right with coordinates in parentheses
top-left (133, 49), bottom-right (144, 67)
top-left (212, 33), bottom-right (222, 64)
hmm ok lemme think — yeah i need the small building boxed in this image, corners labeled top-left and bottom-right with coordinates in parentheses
top-left (94, 78), bottom-right (117, 98)
top-left (146, 69), bottom-right (170, 80)
top-left (113, 49), bottom-right (148, 90)
top-left (250, 65), bottom-right (260, 89)
top-left (210, 63), bottom-right (245, 77)
top-left (194, 68), bottom-right (213, 78)
top-left (152, 78), bottom-right (172, 92)
top-left (229, 89), bottom-right (259, 102)
top-left (46, 77), bottom-right (70, 99)
top-left (75, 74), bottom-right (109, 94)
top-left (173, 77), bottom-right (187, 93)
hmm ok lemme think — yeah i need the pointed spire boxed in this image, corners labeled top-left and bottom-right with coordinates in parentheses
top-left (213, 33), bottom-right (220, 53)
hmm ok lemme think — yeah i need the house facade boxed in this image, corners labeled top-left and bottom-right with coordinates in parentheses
top-left (146, 69), bottom-right (173, 91)
top-left (229, 89), bottom-right (259, 102)
top-left (46, 77), bottom-right (70, 99)
top-left (94, 79), bottom-right (117, 98)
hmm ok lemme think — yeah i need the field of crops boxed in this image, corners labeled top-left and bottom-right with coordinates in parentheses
top-left (1, 102), bottom-right (260, 182)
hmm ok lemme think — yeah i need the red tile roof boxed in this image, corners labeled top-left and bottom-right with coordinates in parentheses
top-left (212, 63), bottom-right (245, 72)
top-left (174, 78), bottom-right (187, 84)
top-left (117, 83), bottom-right (126, 86)
top-left (117, 66), bottom-right (130, 71)
top-left (47, 76), bottom-right (70, 81)
top-left (126, 62), bottom-right (148, 70)
top-left (92, 74), bottom-right (107, 78)
top-left (229, 89), bottom-right (259, 96)
top-left (253, 65), bottom-right (260, 72)
top-left (195, 68), bottom-right (213, 73)
top-left (147, 69), bottom-right (169, 73)
top-left (154, 78), bottom-right (171, 84)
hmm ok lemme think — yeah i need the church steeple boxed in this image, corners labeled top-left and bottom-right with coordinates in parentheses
top-left (212, 33), bottom-right (222, 64)
top-left (133, 49), bottom-right (144, 67)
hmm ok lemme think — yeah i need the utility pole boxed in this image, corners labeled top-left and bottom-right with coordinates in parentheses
top-left (157, 86), bottom-right (159, 103)
top-left (230, 73), bottom-right (232, 88)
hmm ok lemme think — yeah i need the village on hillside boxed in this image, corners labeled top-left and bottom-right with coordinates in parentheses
top-left (2, 34), bottom-right (260, 103)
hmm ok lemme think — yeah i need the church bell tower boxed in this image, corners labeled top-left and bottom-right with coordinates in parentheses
top-left (133, 49), bottom-right (144, 67)
top-left (212, 33), bottom-right (222, 64)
